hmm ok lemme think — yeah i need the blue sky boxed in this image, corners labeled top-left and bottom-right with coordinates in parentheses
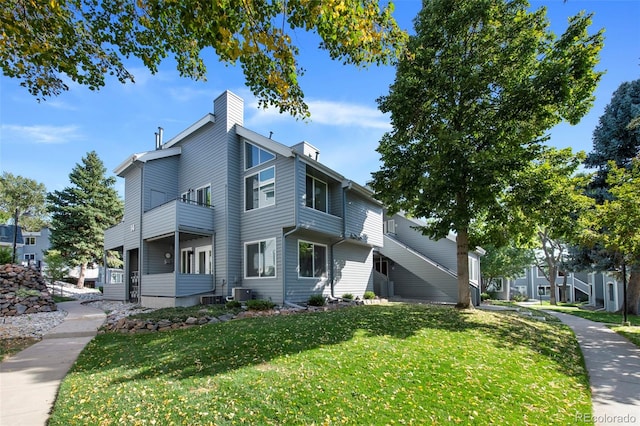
top-left (1, 0), bottom-right (638, 198)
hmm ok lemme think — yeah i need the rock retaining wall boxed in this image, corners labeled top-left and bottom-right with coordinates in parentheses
top-left (0, 264), bottom-right (57, 316)
top-left (101, 299), bottom-right (386, 334)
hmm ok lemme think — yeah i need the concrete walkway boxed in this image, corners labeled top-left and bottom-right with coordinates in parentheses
top-left (0, 301), bottom-right (106, 426)
top-left (546, 311), bottom-right (640, 425)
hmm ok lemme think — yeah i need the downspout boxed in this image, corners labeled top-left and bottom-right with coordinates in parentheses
top-left (225, 183), bottom-right (229, 299)
top-left (283, 153), bottom-right (301, 305)
top-left (138, 162), bottom-right (144, 304)
top-left (329, 181), bottom-right (349, 299)
top-left (211, 231), bottom-right (216, 294)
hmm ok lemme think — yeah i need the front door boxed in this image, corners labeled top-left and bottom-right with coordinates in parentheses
top-left (128, 248), bottom-right (139, 302)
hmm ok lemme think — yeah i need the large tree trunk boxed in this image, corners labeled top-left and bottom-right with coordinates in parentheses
top-left (627, 266), bottom-right (640, 316)
top-left (456, 229), bottom-right (472, 309)
top-left (77, 262), bottom-right (87, 289)
top-left (548, 264), bottom-right (558, 305)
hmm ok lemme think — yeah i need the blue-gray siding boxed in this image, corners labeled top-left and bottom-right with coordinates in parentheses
top-left (143, 156), bottom-right (179, 211)
top-left (333, 242), bottom-right (374, 297)
top-left (346, 192), bottom-right (383, 247)
top-left (142, 201), bottom-right (214, 240)
top-left (123, 167), bottom-right (142, 252)
top-left (387, 213), bottom-right (458, 271)
top-left (284, 233), bottom-right (332, 303)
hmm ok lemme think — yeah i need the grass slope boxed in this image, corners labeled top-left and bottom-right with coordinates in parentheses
top-left (49, 304), bottom-right (590, 425)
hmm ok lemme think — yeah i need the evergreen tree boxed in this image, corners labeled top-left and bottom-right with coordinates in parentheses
top-left (580, 79), bottom-right (640, 314)
top-left (371, 0), bottom-right (603, 308)
top-left (47, 151), bottom-right (123, 288)
top-left (585, 79), bottom-right (640, 199)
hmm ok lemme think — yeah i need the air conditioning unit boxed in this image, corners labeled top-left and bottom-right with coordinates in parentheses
top-left (234, 287), bottom-right (252, 301)
top-left (200, 295), bottom-right (224, 305)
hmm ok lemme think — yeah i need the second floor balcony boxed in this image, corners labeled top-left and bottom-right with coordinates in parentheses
top-left (143, 198), bottom-right (214, 240)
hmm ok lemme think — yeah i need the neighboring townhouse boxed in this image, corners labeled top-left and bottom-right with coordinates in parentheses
top-left (104, 91), bottom-right (383, 308)
top-left (586, 271), bottom-right (625, 312)
top-left (502, 266), bottom-right (591, 304)
top-left (18, 227), bottom-right (50, 269)
top-left (374, 212), bottom-right (484, 306)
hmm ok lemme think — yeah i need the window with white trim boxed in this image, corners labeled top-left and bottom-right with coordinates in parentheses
top-left (23, 253), bottom-right (35, 262)
top-left (25, 237), bottom-right (36, 245)
top-left (468, 257), bottom-right (478, 282)
top-left (245, 239), bottom-right (276, 278)
top-left (245, 166), bottom-right (275, 210)
top-left (196, 185), bottom-right (211, 206)
top-left (608, 283), bottom-right (615, 301)
top-left (305, 175), bottom-right (327, 213)
top-left (298, 241), bottom-right (327, 278)
top-left (195, 246), bottom-right (213, 275)
top-left (245, 142), bottom-right (275, 169)
top-left (110, 271), bottom-right (124, 284)
top-left (180, 248), bottom-right (193, 274)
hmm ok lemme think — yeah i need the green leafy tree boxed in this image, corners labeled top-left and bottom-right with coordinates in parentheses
top-left (43, 249), bottom-right (69, 296)
top-left (501, 148), bottom-right (594, 304)
top-left (0, 172), bottom-right (48, 263)
top-left (371, 0), bottom-right (603, 308)
top-left (580, 79), bottom-right (640, 314)
top-left (47, 151), bottom-right (123, 288)
top-left (580, 159), bottom-right (640, 315)
top-left (480, 244), bottom-right (533, 295)
top-left (0, 0), bottom-right (407, 118)
top-left (0, 247), bottom-right (12, 264)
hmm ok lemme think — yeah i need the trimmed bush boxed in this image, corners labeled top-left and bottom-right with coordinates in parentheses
top-left (246, 299), bottom-right (276, 311)
top-left (363, 291), bottom-right (376, 300)
top-left (308, 294), bottom-right (326, 307)
top-left (341, 293), bottom-right (354, 300)
top-left (510, 293), bottom-right (527, 302)
top-left (226, 300), bottom-right (241, 309)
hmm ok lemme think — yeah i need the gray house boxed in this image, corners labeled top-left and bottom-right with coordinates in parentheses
top-left (103, 91), bottom-right (484, 308)
top-left (104, 91), bottom-right (383, 308)
top-left (501, 266), bottom-right (591, 304)
top-left (374, 212), bottom-right (484, 306)
top-left (18, 227), bottom-right (51, 269)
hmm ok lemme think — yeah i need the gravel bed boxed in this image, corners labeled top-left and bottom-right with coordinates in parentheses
top-left (1, 310), bottom-right (68, 339)
top-left (0, 282), bottom-right (155, 340)
top-left (84, 300), bottom-right (159, 323)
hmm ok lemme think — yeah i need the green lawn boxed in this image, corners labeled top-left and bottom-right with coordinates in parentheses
top-left (527, 303), bottom-right (640, 347)
top-left (528, 302), bottom-right (640, 326)
top-left (49, 304), bottom-right (591, 425)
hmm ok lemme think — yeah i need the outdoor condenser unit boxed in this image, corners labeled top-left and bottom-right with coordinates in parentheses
top-left (233, 287), bottom-right (252, 301)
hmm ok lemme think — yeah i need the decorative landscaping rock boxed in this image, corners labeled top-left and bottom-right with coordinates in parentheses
top-left (99, 298), bottom-right (389, 334)
top-left (0, 264), bottom-right (57, 316)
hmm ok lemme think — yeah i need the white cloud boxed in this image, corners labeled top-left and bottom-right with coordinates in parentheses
top-left (167, 86), bottom-right (213, 103)
top-left (246, 98), bottom-right (391, 130)
top-left (1, 124), bottom-right (83, 144)
top-left (37, 99), bottom-right (78, 111)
